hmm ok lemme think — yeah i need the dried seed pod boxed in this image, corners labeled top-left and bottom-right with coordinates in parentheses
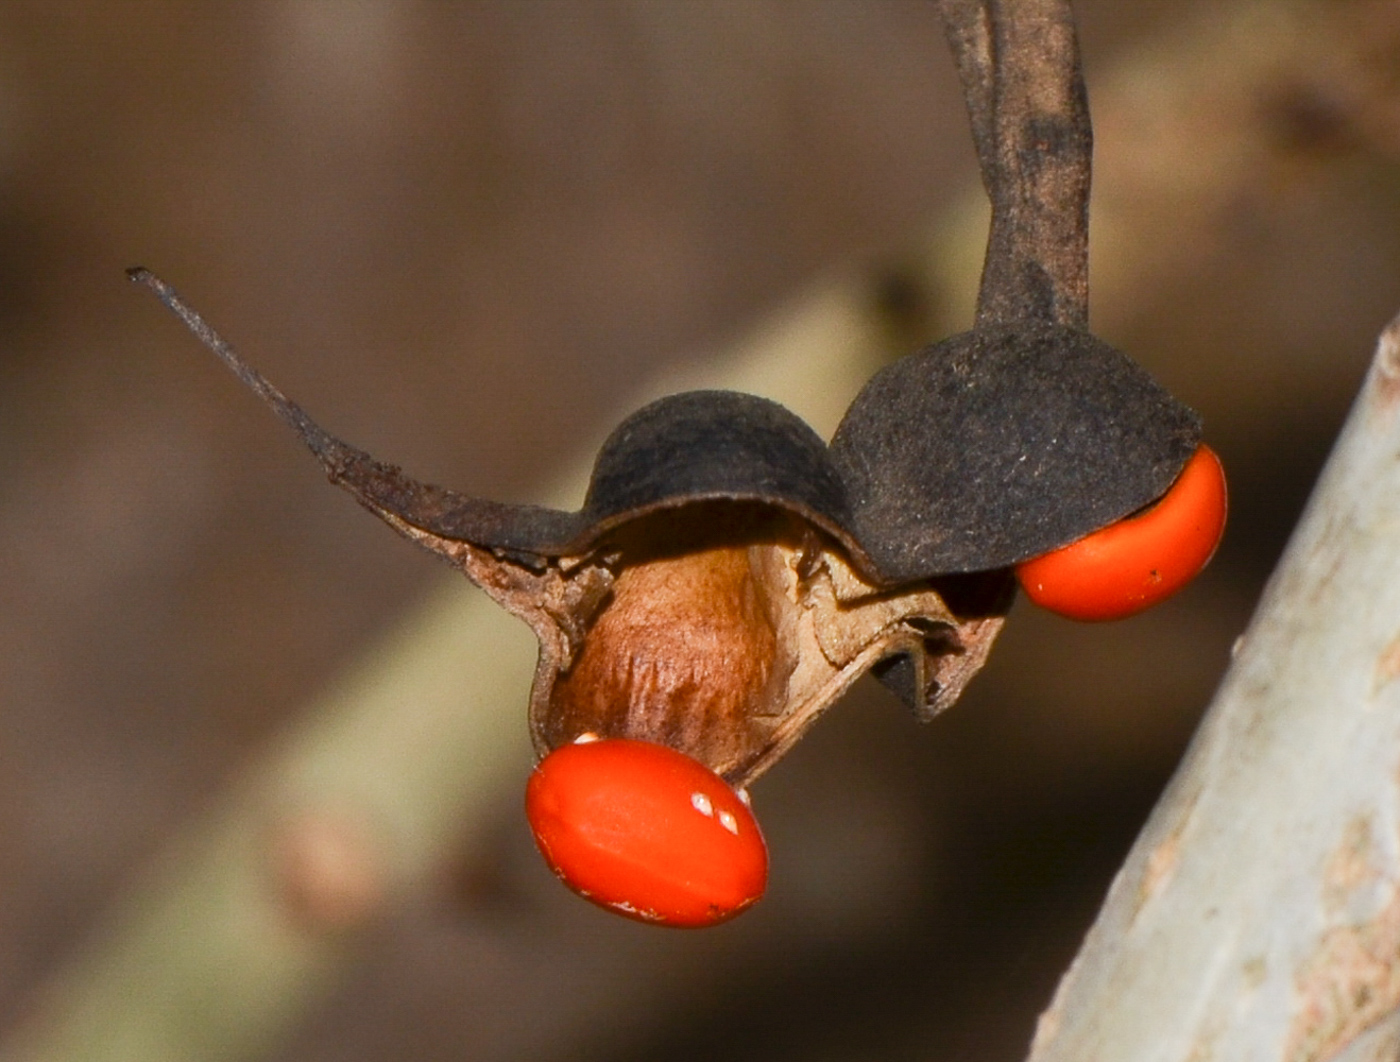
top-left (129, 269), bottom-right (1010, 788)
top-left (848, 1), bottom-right (1215, 600)
top-left (126, 0), bottom-right (1222, 932)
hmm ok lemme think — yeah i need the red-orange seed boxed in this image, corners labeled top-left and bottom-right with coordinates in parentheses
top-left (1017, 445), bottom-right (1227, 622)
top-left (526, 738), bottom-right (768, 927)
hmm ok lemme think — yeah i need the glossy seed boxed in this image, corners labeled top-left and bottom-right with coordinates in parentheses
top-left (1016, 445), bottom-right (1227, 621)
top-left (525, 738), bottom-right (768, 927)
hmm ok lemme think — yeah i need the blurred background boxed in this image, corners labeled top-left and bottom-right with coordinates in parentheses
top-left (0, 1), bottom-right (1397, 1060)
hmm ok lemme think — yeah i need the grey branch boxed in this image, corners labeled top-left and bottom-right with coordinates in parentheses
top-left (1026, 317), bottom-right (1400, 1060)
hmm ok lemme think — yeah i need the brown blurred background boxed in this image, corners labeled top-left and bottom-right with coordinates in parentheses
top-left (0, 1), bottom-right (1397, 1060)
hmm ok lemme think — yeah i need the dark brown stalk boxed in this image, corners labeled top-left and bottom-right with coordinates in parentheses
top-left (938, 0), bottom-right (1092, 330)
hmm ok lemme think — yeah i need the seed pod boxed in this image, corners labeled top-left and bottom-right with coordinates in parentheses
top-left (128, 269), bottom-right (1011, 788)
top-left (878, 1), bottom-right (1217, 603)
top-left (126, 0), bottom-right (1225, 933)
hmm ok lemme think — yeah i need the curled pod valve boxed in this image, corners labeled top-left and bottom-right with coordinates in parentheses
top-left (828, 324), bottom-right (1226, 621)
top-left (526, 737), bottom-right (768, 927)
